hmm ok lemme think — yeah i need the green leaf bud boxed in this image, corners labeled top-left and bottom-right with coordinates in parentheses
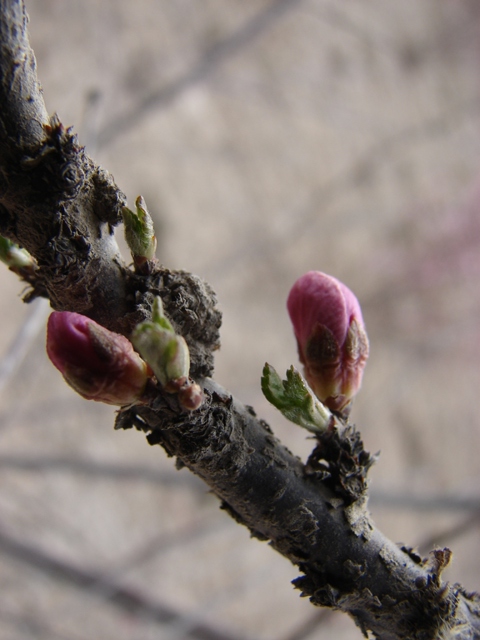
top-left (261, 363), bottom-right (334, 434)
top-left (122, 195), bottom-right (157, 262)
top-left (131, 297), bottom-right (189, 384)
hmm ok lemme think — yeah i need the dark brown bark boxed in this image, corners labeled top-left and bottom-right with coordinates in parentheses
top-left (0, 1), bottom-right (128, 326)
top-left (1, 1), bottom-right (480, 637)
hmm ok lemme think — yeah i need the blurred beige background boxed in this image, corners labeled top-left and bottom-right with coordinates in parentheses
top-left (1, 1), bottom-right (480, 638)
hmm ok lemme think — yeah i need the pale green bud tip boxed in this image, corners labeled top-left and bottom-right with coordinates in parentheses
top-left (0, 236), bottom-right (35, 270)
top-left (131, 301), bottom-right (203, 410)
top-left (151, 296), bottom-right (174, 331)
top-left (131, 308), bottom-right (190, 387)
top-left (46, 311), bottom-right (149, 406)
top-left (122, 195), bottom-right (157, 261)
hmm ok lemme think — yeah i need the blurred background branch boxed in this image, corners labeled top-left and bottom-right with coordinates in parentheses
top-left (97, 0), bottom-right (302, 149)
top-left (0, 0), bottom-right (480, 638)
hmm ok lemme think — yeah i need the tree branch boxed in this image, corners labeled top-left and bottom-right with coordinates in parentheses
top-left (1, 1), bottom-right (480, 638)
top-left (0, 0), bottom-right (47, 157)
top-left (0, 1), bottom-right (128, 325)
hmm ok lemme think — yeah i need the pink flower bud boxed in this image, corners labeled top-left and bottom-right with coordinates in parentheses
top-left (46, 312), bottom-right (149, 406)
top-left (287, 271), bottom-right (369, 414)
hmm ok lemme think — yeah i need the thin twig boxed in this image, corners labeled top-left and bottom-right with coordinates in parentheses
top-left (106, 517), bottom-right (226, 575)
top-left (0, 525), bottom-right (246, 640)
top-left (0, 605), bottom-right (89, 640)
top-left (281, 609), bottom-right (333, 640)
top-left (97, 0), bottom-right (302, 148)
top-left (418, 512), bottom-right (480, 555)
top-left (0, 454), bottom-right (203, 488)
top-left (0, 297), bottom-right (49, 394)
top-left (206, 96), bottom-right (480, 280)
top-left (370, 490), bottom-right (480, 513)
top-left (79, 89), bottom-right (103, 157)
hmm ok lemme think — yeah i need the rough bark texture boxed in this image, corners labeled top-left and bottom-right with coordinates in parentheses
top-left (115, 386), bottom-right (480, 640)
top-left (1, 1), bottom-right (480, 638)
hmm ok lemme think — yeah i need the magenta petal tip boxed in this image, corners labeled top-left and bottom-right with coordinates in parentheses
top-left (46, 311), bottom-right (148, 406)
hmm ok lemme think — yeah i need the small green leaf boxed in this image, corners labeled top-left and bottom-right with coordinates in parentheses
top-left (261, 363), bottom-right (333, 434)
top-left (261, 363), bottom-right (286, 407)
top-left (122, 195), bottom-right (157, 261)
